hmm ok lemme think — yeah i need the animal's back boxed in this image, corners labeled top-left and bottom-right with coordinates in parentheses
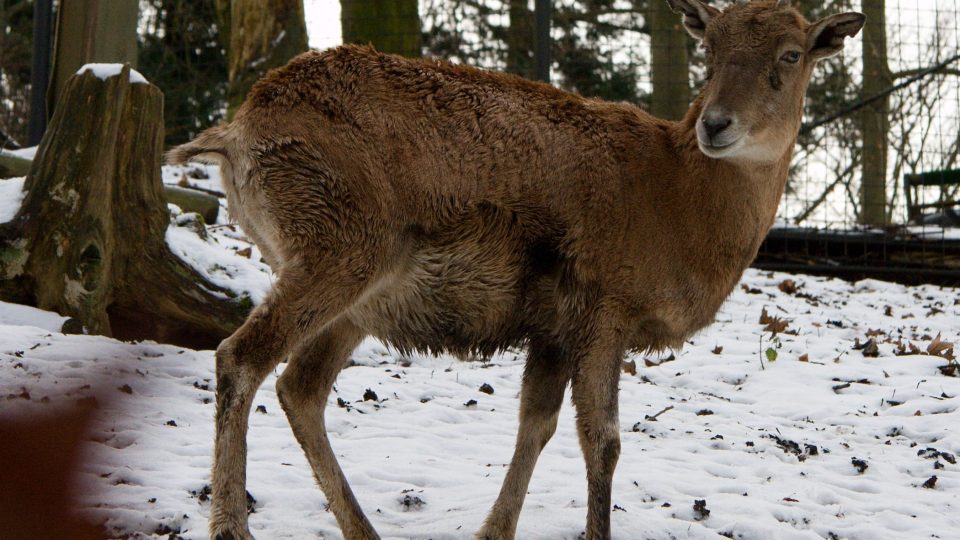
top-left (238, 45), bottom-right (656, 232)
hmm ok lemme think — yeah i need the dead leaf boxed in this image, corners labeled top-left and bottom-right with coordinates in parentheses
top-left (236, 247), bottom-right (252, 259)
top-left (711, 345), bottom-right (723, 355)
top-left (927, 333), bottom-right (955, 360)
top-left (798, 354), bottom-right (809, 363)
top-left (622, 360), bottom-right (637, 376)
top-left (778, 279), bottom-right (797, 294)
top-left (764, 318), bottom-right (789, 335)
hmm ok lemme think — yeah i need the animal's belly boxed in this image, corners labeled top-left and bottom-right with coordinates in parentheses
top-left (344, 241), bottom-right (541, 357)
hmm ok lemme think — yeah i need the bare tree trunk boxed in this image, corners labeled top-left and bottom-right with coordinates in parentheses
top-left (341, 0), bottom-right (421, 57)
top-left (48, 0), bottom-right (138, 115)
top-left (215, 0), bottom-right (309, 120)
top-left (648, 0), bottom-right (689, 120)
top-left (507, 0), bottom-right (534, 78)
top-left (860, 0), bottom-right (892, 226)
top-left (0, 66), bottom-right (249, 348)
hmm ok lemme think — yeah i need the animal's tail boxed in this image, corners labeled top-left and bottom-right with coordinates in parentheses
top-left (165, 125), bottom-right (239, 188)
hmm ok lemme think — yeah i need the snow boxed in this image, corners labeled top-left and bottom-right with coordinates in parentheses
top-left (1, 269), bottom-right (958, 538)
top-left (0, 145), bottom-right (38, 160)
top-left (76, 63), bottom-right (149, 84)
top-left (1, 162), bottom-right (957, 539)
top-left (164, 208), bottom-right (273, 304)
top-left (0, 176), bottom-right (26, 223)
top-left (0, 300), bottom-right (69, 331)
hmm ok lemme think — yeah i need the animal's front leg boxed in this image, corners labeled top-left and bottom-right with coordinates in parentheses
top-left (570, 331), bottom-right (624, 540)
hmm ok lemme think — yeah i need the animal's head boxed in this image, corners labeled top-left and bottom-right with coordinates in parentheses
top-left (667, 0), bottom-right (865, 162)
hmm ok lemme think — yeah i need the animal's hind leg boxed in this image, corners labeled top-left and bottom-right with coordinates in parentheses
top-left (275, 318), bottom-right (379, 540)
top-left (477, 341), bottom-right (572, 540)
top-left (209, 261), bottom-right (378, 540)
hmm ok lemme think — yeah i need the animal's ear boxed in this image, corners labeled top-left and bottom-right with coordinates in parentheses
top-left (665, 0), bottom-right (720, 41)
top-left (806, 12), bottom-right (866, 60)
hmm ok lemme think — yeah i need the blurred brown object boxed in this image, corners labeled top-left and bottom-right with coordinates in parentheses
top-left (0, 402), bottom-right (104, 539)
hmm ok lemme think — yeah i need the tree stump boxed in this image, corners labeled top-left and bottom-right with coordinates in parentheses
top-left (0, 65), bottom-right (249, 348)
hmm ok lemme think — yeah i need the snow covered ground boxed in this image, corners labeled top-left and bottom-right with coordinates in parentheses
top-left (1, 164), bottom-right (958, 539)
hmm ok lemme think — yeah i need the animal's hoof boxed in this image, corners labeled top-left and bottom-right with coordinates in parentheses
top-left (475, 529), bottom-right (511, 540)
top-left (211, 526), bottom-right (255, 540)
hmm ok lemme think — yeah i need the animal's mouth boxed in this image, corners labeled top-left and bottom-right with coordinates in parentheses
top-left (698, 136), bottom-right (743, 157)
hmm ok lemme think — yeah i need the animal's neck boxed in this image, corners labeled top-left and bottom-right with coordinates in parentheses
top-left (670, 96), bottom-right (793, 271)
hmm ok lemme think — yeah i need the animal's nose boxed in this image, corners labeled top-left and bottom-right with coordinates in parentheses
top-left (701, 114), bottom-right (732, 140)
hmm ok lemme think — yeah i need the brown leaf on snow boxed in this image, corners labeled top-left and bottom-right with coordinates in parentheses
top-left (759, 307), bottom-right (789, 334)
top-left (644, 354), bottom-right (675, 367)
top-left (927, 333), bottom-right (955, 360)
top-left (712, 345), bottom-right (723, 355)
top-left (622, 360), bottom-right (637, 376)
top-left (778, 279), bottom-right (797, 294)
top-left (798, 354), bottom-right (809, 363)
top-left (741, 284), bottom-right (762, 295)
top-left (764, 318), bottom-right (789, 335)
top-left (854, 338), bottom-right (880, 357)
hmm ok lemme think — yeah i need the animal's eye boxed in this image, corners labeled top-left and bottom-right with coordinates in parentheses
top-left (780, 51), bottom-right (802, 63)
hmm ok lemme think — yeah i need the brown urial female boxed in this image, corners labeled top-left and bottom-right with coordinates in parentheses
top-left (169, 0), bottom-right (865, 538)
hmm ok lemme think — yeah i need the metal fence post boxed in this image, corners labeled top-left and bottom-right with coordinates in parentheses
top-left (28, 0), bottom-right (53, 146)
top-left (534, 0), bottom-right (551, 83)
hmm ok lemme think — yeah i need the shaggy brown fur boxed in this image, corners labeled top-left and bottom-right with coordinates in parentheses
top-left (168, 1), bottom-right (864, 539)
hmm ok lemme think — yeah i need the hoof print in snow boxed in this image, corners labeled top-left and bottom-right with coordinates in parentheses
top-left (479, 383), bottom-right (494, 395)
top-left (851, 457), bottom-right (869, 474)
top-left (693, 499), bottom-right (710, 520)
top-left (400, 492), bottom-right (425, 511)
top-left (363, 388), bottom-right (379, 402)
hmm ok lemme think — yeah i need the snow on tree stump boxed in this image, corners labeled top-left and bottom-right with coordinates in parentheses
top-left (0, 64), bottom-right (249, 348)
